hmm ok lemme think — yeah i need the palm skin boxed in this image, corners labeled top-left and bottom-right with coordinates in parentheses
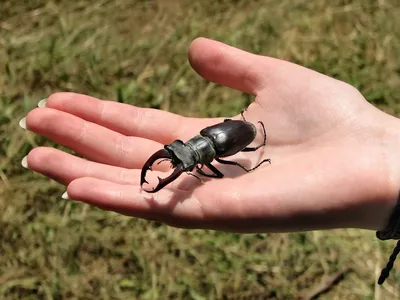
top-left (23, 37), bottom-right (400, 233)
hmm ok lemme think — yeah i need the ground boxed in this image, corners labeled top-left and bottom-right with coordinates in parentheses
top-left (1, 0), bottom-right (400, 299)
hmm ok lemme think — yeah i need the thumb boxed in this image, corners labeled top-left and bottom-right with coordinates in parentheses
top-left (188, 37), bottom-right (282, 95)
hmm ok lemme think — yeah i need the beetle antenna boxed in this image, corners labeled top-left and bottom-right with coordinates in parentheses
top-left (187, 172), bottom-right (204, 183)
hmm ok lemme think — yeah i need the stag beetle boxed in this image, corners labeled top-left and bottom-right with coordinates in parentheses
top-left (140, 110), bottom-right (271, 193)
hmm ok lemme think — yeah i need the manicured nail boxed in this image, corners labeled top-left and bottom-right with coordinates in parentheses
top-left (61, 191), bottom-right (69, 199)
top-left (38, 98), bottom-right (47, 108)
top-left (21, 156), bottom-right (29, 168)
top-left (19, 117), bottom-right (26, 129)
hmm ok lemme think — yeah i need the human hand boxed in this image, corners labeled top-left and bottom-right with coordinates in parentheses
top-left (21, 37), bottom-right (400, 233)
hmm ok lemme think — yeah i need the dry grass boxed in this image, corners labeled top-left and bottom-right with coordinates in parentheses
top-left (1, 0), bottom-right (400, 299)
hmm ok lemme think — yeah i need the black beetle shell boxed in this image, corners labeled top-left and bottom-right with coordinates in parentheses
top-left (200, 120), bottom-right (257, 157)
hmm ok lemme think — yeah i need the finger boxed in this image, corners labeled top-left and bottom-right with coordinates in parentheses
top-left (25, 107), bottom-right (161, 168)
top-left (189, 37), bottom-right (325, 96)
top-left (26, 147), bottom-right (140, 185)
top-left (26, 146), bottom-right (193, 187)
top-left (43, 92), bottom-right (219, 144)
top-left (188, 37), bottom-right (276, 95)
top-left (66, 177), bottom-right (205, 228)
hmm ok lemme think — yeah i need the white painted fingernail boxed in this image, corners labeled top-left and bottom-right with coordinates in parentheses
top-left (61, 191), bottom-right (69, 199)
top-left (19, 117), bottom-right (26, 129)
top-left (21, 156), bottom-right (29, 168)
top-left (38, 98), bottom-right (47, 108)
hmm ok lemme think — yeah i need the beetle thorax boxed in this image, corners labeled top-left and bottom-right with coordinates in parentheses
top-left (186, 135), bottom-right (216, 164)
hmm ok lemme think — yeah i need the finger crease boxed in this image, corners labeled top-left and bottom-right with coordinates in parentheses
top-left (82, 159), bottom-right (91, 178)
top-left (242, 63), bottom-right (261, 95)
top-left (194, 196), bottom-right (206, 220)
top-left (131, 108), bottom-right (144, 136)
top-left (115, 135), bottom-right (129, 166)
top-left (174, 116), bottom-right (187, 139)
top-left (117, 168), bottom-right (132, 184)
top-left (77, 121), bottom-right (89, 144)
top-left (99, 101), bottom-right (107, 122)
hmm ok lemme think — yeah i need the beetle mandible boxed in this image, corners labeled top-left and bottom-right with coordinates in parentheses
top-left (140, 110), bottom-right (271, 193)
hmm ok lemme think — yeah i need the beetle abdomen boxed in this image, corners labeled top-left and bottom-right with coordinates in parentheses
top-left (200, 120), bottom-right (257, 157)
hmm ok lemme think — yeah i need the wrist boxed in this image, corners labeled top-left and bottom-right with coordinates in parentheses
top-left (367, 109), bottom-right (400, 231)
top-left (367, 109), bottom-right (400, 285)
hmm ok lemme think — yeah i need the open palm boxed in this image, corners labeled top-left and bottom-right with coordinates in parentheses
top-left (23, 38), bottom-right (399, 233)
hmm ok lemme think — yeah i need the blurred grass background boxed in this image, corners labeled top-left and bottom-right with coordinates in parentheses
top-left (1, 0), bottom-right (400, 299)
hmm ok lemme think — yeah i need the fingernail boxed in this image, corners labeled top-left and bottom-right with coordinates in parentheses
top-left (19, 117), bottom-right (26, 129)
top-left (38, 98), bottom-right (47, 108)
top-left (21, 156), bottom-right (29, 168)
top-left (62, 191), bottom-right (69, 199)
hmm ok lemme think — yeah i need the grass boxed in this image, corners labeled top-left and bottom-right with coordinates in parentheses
top-left (1, 0), bottom-right (400, 298)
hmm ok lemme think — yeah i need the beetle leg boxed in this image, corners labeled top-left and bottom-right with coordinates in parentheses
top-left (196, 166), bottom-right (212, 177)
top-left (240, 109), bottom-right (247, 121)
top-left (140, 149), bottom-right (172, 186)
top-left (215, 157), bottom-right (271, 173)
top-left (196, 163), bottom-right (224, 178)
top-left (225, 108), bottom-right (247, 122)
top-left (206, 163), bottom-right (224, 178)
top-left (196, 167), bottom-right (215, 178)
top-left (241, 121), bottom-right (267, 152)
